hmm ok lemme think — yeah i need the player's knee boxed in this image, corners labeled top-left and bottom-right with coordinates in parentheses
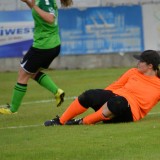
top-left (78, 90), bottom-right (93, 108)
top-left (102, 103), bottom-right (114, 118)
top-left (107, 96), bottom-right (129, 116)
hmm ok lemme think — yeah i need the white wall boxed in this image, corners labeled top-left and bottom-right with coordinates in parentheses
top-left (142, 4), bottom-right (160, 50)
top-left (0, 0), bottom-right (160, 11)
top-left (0, 0), bottom-right (17, 11)
top-left (0, 1), bottom-right (160, 71)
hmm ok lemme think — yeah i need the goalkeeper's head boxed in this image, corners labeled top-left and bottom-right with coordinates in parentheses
top-left (134, 50), bottom-right (160, 78)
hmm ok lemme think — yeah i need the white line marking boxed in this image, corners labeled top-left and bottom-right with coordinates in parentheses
top-left (0, 96), bottom-right (77, 130)
top-left (22, 96), bottom-right (77, 105)
top-left (0, 96), bottom-right (77, 107)
top-left (0, 111), bottom-right (160, 130)
top-left (0, 124), bottom-right (43, 130)
top-left (148, 112), bottom-right (160, 115)
top-left (0, 96), bottom-right (160, 130)
top-left (0, 112), bottom-right (160, 130)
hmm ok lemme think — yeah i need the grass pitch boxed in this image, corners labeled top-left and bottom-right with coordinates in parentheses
top-left (0, 68), bottom-right (160, 160)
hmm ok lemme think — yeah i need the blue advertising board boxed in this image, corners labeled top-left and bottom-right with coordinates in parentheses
top-left (0, 10), bottom-right (33, 58)
top-left (59, 5), bottom-right (144, 55)
top-left (0, 5), bottom-right (144, 58)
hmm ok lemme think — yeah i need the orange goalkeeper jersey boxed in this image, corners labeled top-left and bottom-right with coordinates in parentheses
top-left (105, 68), bottom-right (160, 121)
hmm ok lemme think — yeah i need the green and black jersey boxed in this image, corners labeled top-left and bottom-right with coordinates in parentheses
top-left (32, 0), bottom-right (60, 49)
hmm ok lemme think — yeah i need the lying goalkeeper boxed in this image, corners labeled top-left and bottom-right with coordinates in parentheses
top-left (44, 50), bottom-right (160, 126)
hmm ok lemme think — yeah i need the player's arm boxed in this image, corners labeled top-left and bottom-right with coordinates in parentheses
top-left (21, 0), bottom-right (54, 24)
top-left (33, 5), bottom-right (54, 24)
top-left (105, 69), bottom-right (133, 90)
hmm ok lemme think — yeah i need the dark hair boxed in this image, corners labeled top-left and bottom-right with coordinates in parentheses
top-left (133, 50), bottom-right (160, 78)
top-left (60, 0), bottom-right (73, 7)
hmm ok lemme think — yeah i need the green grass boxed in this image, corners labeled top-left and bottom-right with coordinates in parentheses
top-left (0, 68), bottom-right (160, 160)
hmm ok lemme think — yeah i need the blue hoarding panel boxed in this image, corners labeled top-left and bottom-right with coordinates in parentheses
top-left (0, 10), bottom-right (33, 58)
top-left (59, 5), bottom-right (144, 55)
top-left (0, 6), bottom-right (144, 58)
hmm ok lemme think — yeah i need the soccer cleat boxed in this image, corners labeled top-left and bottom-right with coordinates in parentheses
top-left (55, 89), bottom-right (65, 107)
top-left (44, 115), bottom-right (83, 126)
top-left (65, 118), bottom-right (83, 125)
top-left (0, 108), bottom-right (12, 115)
top-left (0, 105), bottom-right (14, 115)
top-left (44, 115), bottom-right (62, 126)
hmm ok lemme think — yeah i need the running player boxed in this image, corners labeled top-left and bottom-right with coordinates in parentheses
top-left (0, 0), bottom-right (73, 114)
top-left (44, 50), bottom-right (160, 126)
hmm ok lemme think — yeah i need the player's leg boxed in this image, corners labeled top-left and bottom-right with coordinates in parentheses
top-left (82, 107), bottom-right (111, 124)
top-left (77, 89), bottom-right (114, 124)
top-left (62, 91), bottom-right (133, 125)
top-left (10, 67), bottom-right (31, 113)
top-left (44, 97), bottom-right (87, 126)
top-left (59, 98), bottom-right (87, 124)
top-left (33, 45), bottom-right (65, 107)
top-left (82, 95), bottom-right (133, 124)
top-left (44, 89), bottom-right (114, 126)
top-left (9, 47), bottom-right (38, 113)
top-left (59, 89), bottom-right (110, 124)
top-left (0, 67), bottom-right (31, 114)
top-left (78, 89), bottom-right (114, 111)
top-left (0, 48), bottom-right (35, 114)
top-left (33, 71), bottom-right (64, 107)
top-left (102, 96), bottom-right (133, 123)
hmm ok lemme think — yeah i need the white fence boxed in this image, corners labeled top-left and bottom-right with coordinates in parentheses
top-left (0, 0), bottom-right (160, 11)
